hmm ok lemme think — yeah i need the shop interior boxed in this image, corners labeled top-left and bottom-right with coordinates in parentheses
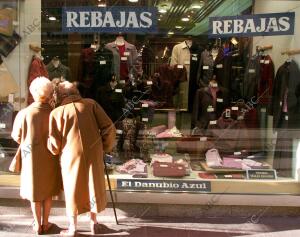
top-left (1, 0), bottom-right (300, 194)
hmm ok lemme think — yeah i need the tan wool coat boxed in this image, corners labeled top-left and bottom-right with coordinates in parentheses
top-left (11, 102), bottom-right (62, 202)
top-left (48, 95), bottom-right (116, 216)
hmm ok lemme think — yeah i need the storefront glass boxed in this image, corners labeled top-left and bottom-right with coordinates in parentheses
top-left (1, 0), bottom-right (300, 195)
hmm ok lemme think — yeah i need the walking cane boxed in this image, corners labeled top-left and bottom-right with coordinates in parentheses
top-left (103, 154), bottom-right (119, 225)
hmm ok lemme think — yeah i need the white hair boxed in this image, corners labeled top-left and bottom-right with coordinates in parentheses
top-left (29, 77), bottom-right (54, 102)
top-left (58, 81), bottom-right (79, 97)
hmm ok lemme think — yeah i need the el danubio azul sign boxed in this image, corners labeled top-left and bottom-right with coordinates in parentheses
top-left (62, 6), bottom-right (157, 34)
top-left (117, 179), bottom-right (211, 192)
top-left (209, 12), bottom-right (295, 38)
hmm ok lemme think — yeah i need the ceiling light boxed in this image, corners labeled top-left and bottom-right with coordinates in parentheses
top-left (158, 18), bottom-right (161, 21)
top-left (168, 31), bottom-right (174, 35)
top-left (49, 16), bottom-right (56, 21)
top-left (128, 0), bottom-right (139, 2)
top-left (158, 8), bottom-right (167, 14)
top-left (181, 17), bottom-right (190, 22)
top-left (231, 37), bottom-right (238, 45)
top-left (98, 3), bottom-right (106, 6)
top-left (191, 1), bottom-right (205, 9)
top-left (175, 25), bottom-right (183, 29)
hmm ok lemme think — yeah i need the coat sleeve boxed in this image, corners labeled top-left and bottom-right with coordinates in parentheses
top-left (93, 102), bottom-right (116, 152)
top-left (170, 45), bottom-right (178, 66)
top-left (11, 110), bottom-right (25, 144)
top-left (48, 110), bottom-right (63, 156)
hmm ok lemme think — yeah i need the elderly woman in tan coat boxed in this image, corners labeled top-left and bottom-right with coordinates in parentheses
top-left (48, 81), bottom-right (116, 235)
top-left (11, 77), bottom-right (62, 235)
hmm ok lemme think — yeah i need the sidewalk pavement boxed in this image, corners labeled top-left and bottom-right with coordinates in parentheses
top-left (0, 212), bottom-right (300, 237)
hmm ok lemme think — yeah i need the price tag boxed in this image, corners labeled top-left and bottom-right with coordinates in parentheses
top-left (209, 120), bottom-right (217, 125)
top-left (200, 137), bottom-right (207, 142)
top-left (224, 175), bottom-right (233, 178)
top-left (177, 65), bottom-right (184, 69)
top-left (261, 108), bottom-right (267, 113)
top-left (217, 98), bottom-right (223, 103)
top-left (115, 89), bottom-right (122, 93)
top-left (147, 81), bottom-right (153, 85)
top-left (142, 118), bottom-right (149, 122)
top-left (0, 153), bottom-right (4, 158)
top-left (0, 123), bottom-right (6, 129)
top-left (116, 129), bottom-right (123, 134)
top-left (120, 80), bottom-right (126, 84)
top-left (285, 115), bottom-right (289, 121)
top-left (142, 104), bottom-right (149, 108)
top-left (203, 66), bottom-right (209, 70)
top-left (231, 106), bottom-right (239, 111)
top-left (234, 151), bottom-right (242, 155)
top-left (8, 94), bottom-right (14, 103)
top-left (99, 60), bottom-right (106, 65)
top-left (216, 64), bottom-right (223, 69)
top-left (192, 57), bottom-right (198, 61)
top-left (124, 52), bottom-right (130, 56)
top-left (249, 69), bottom-right (255, 73)
top-left (184, 60), bottom-right (190, 65)
top-left (121, 57), bottom-right (127, 61)
top-left (264, 60), bottom-right (270, 64)
top-left (207, 107), bottom-right (214, 112)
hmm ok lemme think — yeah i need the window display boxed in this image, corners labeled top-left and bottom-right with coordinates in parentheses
top-left (1, 0), bottom-right (300, 198)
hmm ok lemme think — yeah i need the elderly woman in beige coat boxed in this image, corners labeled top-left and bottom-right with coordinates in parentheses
top-left (48, 81), bottom-right (116, 235)
top-left (11, 77), bottom-right (62, 235)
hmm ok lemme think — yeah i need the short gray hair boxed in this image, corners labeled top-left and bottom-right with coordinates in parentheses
top-left (58, 81), bottom-right (79, 97)
top-left (29, 77), bottom-right (54, 102)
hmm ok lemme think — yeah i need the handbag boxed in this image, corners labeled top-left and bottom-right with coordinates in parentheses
top-left (153, 162), bottom-right (186, 177)
top-left (9, 146), bottom-right (21, 173)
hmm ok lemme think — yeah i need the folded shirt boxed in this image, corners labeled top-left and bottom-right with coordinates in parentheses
top-left (117, 159), bottom-right (147, 175)
top-left (206, 149), bottom-right (223, 168)
top-left (156, 126), bottom-right (182, 138)
top-left (150, 153), bottom-right (173, 166)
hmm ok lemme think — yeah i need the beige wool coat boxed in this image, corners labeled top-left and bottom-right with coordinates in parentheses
top-left (48, 95), bottom-right (116, 216)
top-left (11, 102), bottom-right (62, 202)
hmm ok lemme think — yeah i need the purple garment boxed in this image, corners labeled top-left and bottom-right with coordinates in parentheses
top-left (223, 157), bottom-right (243, 169)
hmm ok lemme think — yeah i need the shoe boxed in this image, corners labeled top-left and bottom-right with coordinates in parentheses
top-left (90, 222), bottom-right (103, 235)
top-left (60, 229), bottom-right (76, 236)
top-left (42, 222), bottom-right (54, 234)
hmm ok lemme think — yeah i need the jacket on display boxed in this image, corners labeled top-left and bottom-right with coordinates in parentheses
top-left (90, 47), bottom-right (114, 98)
top-left (96, 83), bottom-right (125, 123)
top-left (270, 60), bottom-right (300, 129)
top-left (105, 40), bottom-right (140, 81)
top-left (213, 49), bottom-right (233, 92)
top-left (48, 95), bottom-right (116, 215)
top-left (150, 64), bottom-right (187, 108)
top-left (46, 61), bottom-right (71, 81)
top-left (27, 56), bottom-right (49, 105)
top-left (258, 55), bottom-right (274, 105)
top-left (197, 49), bottom-right (215, 87)
top-left (243, 56), bottom-right (260, 101)
top-left (170, 41), bottom-right (191, 110)
top-left (192, 86), bottom-right (229, 129)
top-left (188, 44), bottom-right (203, 112)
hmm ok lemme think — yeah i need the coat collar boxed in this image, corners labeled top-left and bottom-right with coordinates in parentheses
top-left (110, 40), bottom-right (133, 50)
top-left (61, 95), bottom-right (82, 105)
top-left (30, 101), bottom-right (52, 110)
